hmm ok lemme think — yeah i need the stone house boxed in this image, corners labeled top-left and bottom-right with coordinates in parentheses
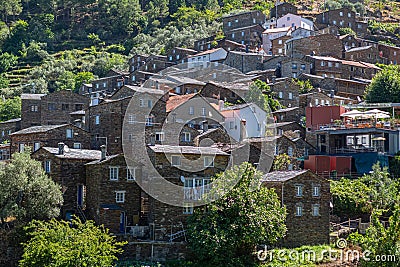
top-left (0, 118), bottom-right (21, 144)
top-left (222, 10), bottom-right (266, 33)
top-left (277, 14), bottom-right (314, 31)
top-left (262, 27), bottom-right (292, 54)
top-left (88, 87), bottom-right (168, 154)
top-left (273, 135), bottom-right (302, 170)
top-left (21, 93), bottom-right (46, 129)
top-left (166, 47), bottom-right (198, 64)
top-left (128, 54), bottom-right (149, 75)
top-left (286, 34), bottom-right (343, 59)
top-left (262, 170), bottom-right (330, 247)
top-left (147, 76), bottom-right (205, 95)
top-left (85, 153), bottom-right (144, 234)
top-left (340, 34), bottom-right (359, 52)
top-left (193, 127), bottom-right (232, 147)
top-left (341, 60), bottom-right (381, 80)
top-left (272, 107), bottom-right (301, 123)
top-left (270, 2), bottom-right (298, 19)
top-left (0, 143), bottom-right (10, 161)
top-left (344, 46), bottom-right (384, 64)
top-left (317, 25), bottom-right (339, 36)
top-left (291, 27), bottom-right (316, 39)
top-left (32, 145), bottom-right (102, 219)
top-left (269, 121), bottom-right (306, 139)
top-left (9, 124), bottom-right (91, 154)
top-left (146, 144), bottom-right (230, 240)
top-left (193, 36), bottom-right (216, 52)
top-left (271, 35), bottom-right (292, 56)
top-left (377, 43), bottom-right (400, 65)
top-left (299, 91), bottom-right (337, 112)
top-left (268, 77), bottom-right (300, 108)
top-left (86, 72), bottom-right (129, 103)
top-left (40, 90), bottom-right (90, 126)
top-left (315, 8), bottom-right (368, 37)
top-left (224, 24), bottom-right (265, 48)
top-left (305, 55), bottom-right (343, 78)
top-left (281, 58), bottom-right (311, 78)
top-left (200, 81), bottom-right (250, 104)
top-left (224, 51), bottom-right (263, 73)
top-left (130, 55), bottom-right (172, 85)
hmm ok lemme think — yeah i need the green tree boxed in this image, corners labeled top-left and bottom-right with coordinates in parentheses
top-left (295, 79), bottom-right (314, 94)
top-left (273, 153), bottom-right (291, 171)
top-left (0, 96), bottom-right (21, 121)
top-left (0, 152), bottom-right (63, 224)
top-left (0, 0), bottom-right (22, 24)
top-left (338, 27), bottom-right (356, 36)
top-left (187, 162), bottom-right (287, 266)
top-left (365, 65), bottom-right (400, 103)
top-left (246, 80), bottom-right (281, 112)
top-left (74, 71), bottom-right (94, 92)
top-left (348, 204), bottom-right (400, 267)
top-left (0, 52), bottom-right (18, 72)
top-left (2, 19), bottom-right (29, 54)
top-left (20, 218), bottom-right (126, 267)
top-left (55, 70), bottom-right (75, 91)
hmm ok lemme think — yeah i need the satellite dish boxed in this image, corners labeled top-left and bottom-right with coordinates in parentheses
top-left (64, 145), bottom-right (70, 153)
top-left (180, 176), bottom-right (185, 183)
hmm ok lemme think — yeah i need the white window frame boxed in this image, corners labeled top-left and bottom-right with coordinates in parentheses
top-left (155, 132), bottom-right (165, 142)
top-left (201, 107), bottom-right (206, 116)
top-left (66, 129), bottom-right (73, 139)
top-left (128, 114), bottom-right (135, 124)
top-left (45, 160), bottom-right (51, 173)
top-left (295, 184), bottom-right (303, 197)
top-left (278, 92), bottom-right (283, 99)
top-left (313, 185), bottom-right (321, 197)
top-left (288, 92), bottom-right (293, 100)
top-left (288, 146), bottom-right (293, 156)
top-left (312, 204), bottom-right (320, 216)
top-left (204, 156), bottom-right (214, 167)
top-left (189, 106), bottom-right (194, 115)
top-left (115, 191), bottom-right (125, 203)
top-left (296, 204), bottom-right (303, 216)
top-left (183, 203), bottom-right (194, 214)
top-left (19, 143), bottom-right (25, 153)
top-left (127, 167), bottom-right (136, 181)
top-left (95, 115), bottom-right (100, 125)
top-left (73, 143), bottom-right (82, 149)
top-left (109, 167), bottom-right (119, 181)
top-left (182, 132), bottom-right (191, 142)
top-left (34, 142), bottom-right (40, 152)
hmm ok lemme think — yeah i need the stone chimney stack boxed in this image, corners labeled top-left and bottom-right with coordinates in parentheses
top-left (58, 142), bottom-right (65, 155)
top-left (100, 145), bottom-right (107, 161)
top-left (239, 119), bottom-right (247, 142)
top-left (202, 120), bottom-right (209, 133)
top-left (218, 100), bottom-right (224, 111)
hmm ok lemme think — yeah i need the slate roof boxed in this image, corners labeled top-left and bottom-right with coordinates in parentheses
top-left (41, 147), bottom-right (102, 160)
top-left (272, 107), bottom-right (299, 113)
top-left (148, 144), bottom-right (229, 155)
top-left (0, 118), bottom-right (21, 124)
top-left (86, 154), bottom-right (122, 165)
top-left (189, 48), bottom-right (225, 57)
top-left (10, 124), bottom-right (69, 135)
top-left (346, 46), bottom-right (372, 52)
top-left (262, 170), bottom-right (308, 182)
top-left (221, 103), bottom-right (251, 111)
top-left (124, 85), bottom-right (166, 95)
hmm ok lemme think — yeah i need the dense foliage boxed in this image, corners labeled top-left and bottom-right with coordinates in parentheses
top-left (187, 163), bottom-right (287, 266)
top-left (20, 218), bottom-right (126, 267)
top-left (0, 152), bottom-right (63, 224)
top-left (331, 163), bottom-right (399, 218)
top-left (246, 80), bottom-right (282, 112)
top-left (365, 65), bottom-right (400, 103)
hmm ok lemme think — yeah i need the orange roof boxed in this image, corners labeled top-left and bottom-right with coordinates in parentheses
top-left (166, 94), bottom-right (196, 112)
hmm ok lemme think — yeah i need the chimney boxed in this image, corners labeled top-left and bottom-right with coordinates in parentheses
top-left (218, 100), bottom-right (224, 111)
top-left (58, 142), bottom-right (65, 155)
top-left (100, 145), bottom-right (106, 161)
top-left (239, 119), bottom-right (247, 142)
top-left (202, 120), bottom-right (209, 133)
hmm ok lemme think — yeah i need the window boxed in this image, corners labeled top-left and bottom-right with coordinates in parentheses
top-left (45, 160), bottom-right (51, 173)
top-left (292, 63), bottom-right (297, 69)
top-left (48, 103), bottom-right (56, 111)
top-left (183, 203), bottom-right (194, 214)
top-left (109, 167), bottom-right (119, 181)
top-left (241, 31), bottom-right (244, 36)
top-left (339, 11), bottom-right (343, 16)
top-left (128, 114), bottom-right (135, 124)
top-left (73, 143), bottom-right (81, 149)
top-left (313, 185), bottom-right (321, 197)
top-left (189, 106), bottom-right (194, 115)
top-left (171, 155), bottom-right (181, 166)
top-left (204, 156), bottom-right (214, 167)
top-left (328, 62), bottom-right (332, 67)
top-left (169, 56), bottom-right (173, 61)
top-left (139, 99), bottom-right (145, 107)
top-left (301, 64), bottom-right (306, 70)
top-left (127, 167), bottom-right (136, 181)
top-left (75, 104), bottom-right (83, 111)
top-left (361, 136), bottom-right (367, 144)
top-left (348, 12), bottom-right (351, 17)
top-left (357, 24), bottom-right (362, 29)
top-left (333, 20), bottom-right (337, 25)
top-left (288, 92), bottom-right (293, 99)
top-left (287, 16), bottom-right (291, 21)
top-left (335, 63), bottom-right (340, 68)
top-left (34, 142), bottom-right (40, 152)
top-left (231, 33), bottom-right (235, 38)
top-left (115, 191), bottom-right (125, 203)
top-left (103, 82), bottom-right (107, 88)
top-left (320, 61), bottom-right (325, 67)
top-left (19, 143), bottom-right (25, 153)
top-left (228, 21), bottom-right (231, 27)
top-left (315, 99), bottom-right (319, 106)
top-left (62, 104), bottom-right (69, 111)
top-left (295, 184), bottom-right (303, 197)
top-left (278, 92), bottom-right (283, 99)
top-left (31, 105), bottom-right (38, 112)
top-left (201, 107), bottom-right (206, 116)
top-left (155, 132), bottom-right (165, 142)
top-left (182, 132), bottom-right (191, 142)
top-left (95, 115), bottom-right (100, 125)
top-left (288, 146), bottom-right (293, 156)
top-left (296, 204), bottom-right (303, 216)
top-left (278, 39), bottom-right (283, 45)
top-left (66, 129), bottom-right (73, 139)
top-left (312, 204), bottom-right (320, 216)
top-left (278, 48), bottom-right (283, 54)
top-left (145, 116), bottom-right (154, 126)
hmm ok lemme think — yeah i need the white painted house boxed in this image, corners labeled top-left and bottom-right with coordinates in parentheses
top-left (262, 26), bottom-right (292, 53)
top-left (220, 102), bottom-right (268, 141)
top-left (187, 48), bottom-right (228, 63)
top-left (277, 13), bottom-right (314, 31)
